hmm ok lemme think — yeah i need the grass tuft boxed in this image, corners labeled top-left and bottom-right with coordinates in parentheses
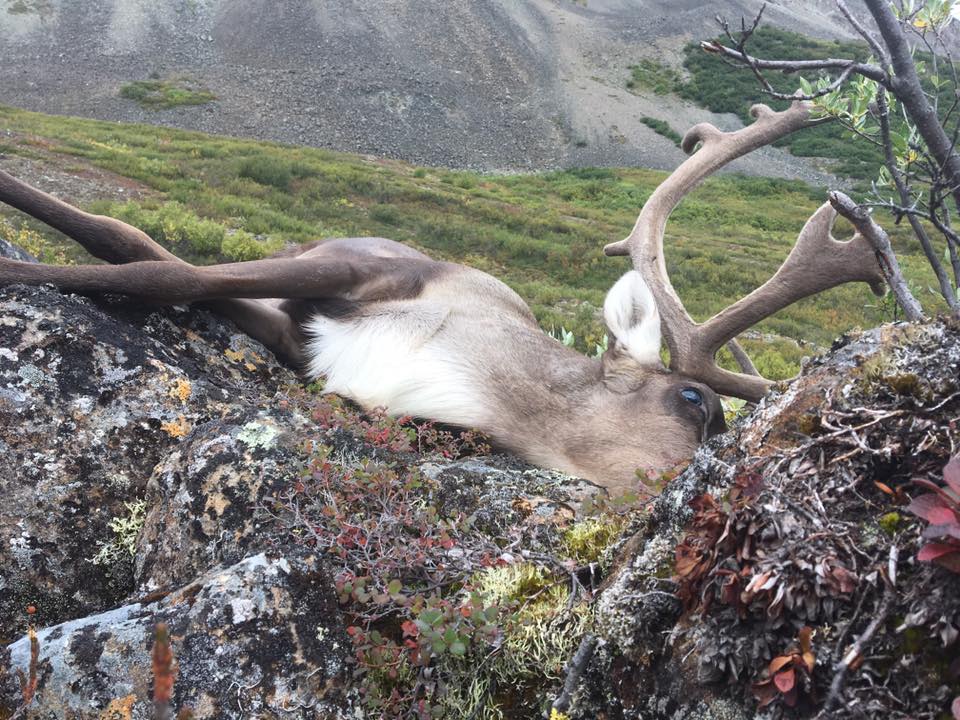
top-left (120, 77), bottom-right (216, 110)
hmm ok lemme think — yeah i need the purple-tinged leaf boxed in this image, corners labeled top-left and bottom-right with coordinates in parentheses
top-left (914, 478), bottom-right (960, 506)
top-left (917, 542), bottom-right (960, 562)
top-left (921, 524), bottom-right (960, 541)
top-left (774, 667), bottom-right (796, 693)
top-left (945, 456), bottom-right (960, 497)
top-left (907, 493), bottom-right (954, 523)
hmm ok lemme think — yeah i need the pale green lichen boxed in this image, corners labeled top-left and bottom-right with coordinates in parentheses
top-left (561, 516), bottom-right (626, 568)
top-left (89, 500), bottom-right (147, 568)
top-left (237, 421), bottom-right (280, 449)
top-left (437, 563), bottom-right (593, 719)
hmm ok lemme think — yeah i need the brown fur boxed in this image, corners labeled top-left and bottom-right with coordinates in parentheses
top-left (0, 168), bottom-right (725, 492)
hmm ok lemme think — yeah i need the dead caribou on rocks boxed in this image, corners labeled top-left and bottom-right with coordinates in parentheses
top-left (0, 101), bottom-right (886, 492)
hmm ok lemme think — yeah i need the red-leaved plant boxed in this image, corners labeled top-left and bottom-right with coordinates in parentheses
top-left (907, 455), bottom-right (960, 574)
top-left (752, 627), bottom-right (816, 709)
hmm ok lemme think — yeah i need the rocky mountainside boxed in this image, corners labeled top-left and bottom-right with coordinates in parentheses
top-left (1, 0), bottom-right (868, 177)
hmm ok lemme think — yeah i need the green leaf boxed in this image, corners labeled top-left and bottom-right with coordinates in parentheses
top-left (450, 641), bottom-right (467, 656)
top-left (420, 608), bottom-right (444, 627)
top-left (387, 579), bottom-right (403, 595)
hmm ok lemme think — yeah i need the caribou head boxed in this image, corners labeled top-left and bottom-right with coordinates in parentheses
top-left (0, 101), bottom-right (886, 493)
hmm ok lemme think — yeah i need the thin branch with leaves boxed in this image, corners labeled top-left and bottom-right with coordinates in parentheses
top-left (705, 0), bottom-right (960, 317)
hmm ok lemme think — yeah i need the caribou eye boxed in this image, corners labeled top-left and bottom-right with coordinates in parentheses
top-left (681, 387), bottom-right (704, 407)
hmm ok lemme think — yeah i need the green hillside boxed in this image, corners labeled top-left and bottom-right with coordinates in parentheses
top-left (680, 27), bottom-right (884, 182)
top-left (0, 105), bottom-right (941, 379)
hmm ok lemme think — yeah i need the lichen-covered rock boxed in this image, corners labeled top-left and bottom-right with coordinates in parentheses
top-left (136, 409), bottom-right (316, 592)
top-left (576, 321), bottom-right (960, 719)
top-left (0, 551), bottom-right (353, 719)
top-left (428, 455), bottom-right (604, 537)
top-left (0, 280), bottom-right (609, 719)
top-left (0, 284), bottom-right (297, 641)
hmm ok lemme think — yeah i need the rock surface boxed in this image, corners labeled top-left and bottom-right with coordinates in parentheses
top-left (1, 552), bottom-right (353, 719)
top-left (0, 281), bottom-right (604, 718)
top-left (0, 284), bottom-right (294, 644)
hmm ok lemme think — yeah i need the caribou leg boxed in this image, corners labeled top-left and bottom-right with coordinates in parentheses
top-left (0, 169), bottom-right (310, 363)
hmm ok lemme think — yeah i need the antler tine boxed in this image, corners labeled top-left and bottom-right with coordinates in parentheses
top-left (604, 99), bottom-right (887, 402)
top-left (604, 99), bottom-right (816, 328)
top-left (687, 203), bottom-right (886, 400)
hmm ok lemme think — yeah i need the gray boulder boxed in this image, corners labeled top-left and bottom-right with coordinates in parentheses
top-left (1, 551), bottom-right (353, 719)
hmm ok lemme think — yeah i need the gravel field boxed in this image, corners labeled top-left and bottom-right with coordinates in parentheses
top-left (0, 0), bottom-right (872, 179)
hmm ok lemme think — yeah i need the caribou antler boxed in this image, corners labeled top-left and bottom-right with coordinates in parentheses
top-left (606, 100), bottom-right (887, 402)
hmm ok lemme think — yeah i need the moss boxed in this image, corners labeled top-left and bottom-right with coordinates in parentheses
top-left (858, 351), bottom-right (896, 389)
top-left (878, 511), bottom-right (902, 534)
top-left (883, 373), bottom-right (924, 397)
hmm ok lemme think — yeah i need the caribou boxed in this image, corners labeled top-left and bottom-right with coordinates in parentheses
top-left (0, 101), bottom-right (886, 493)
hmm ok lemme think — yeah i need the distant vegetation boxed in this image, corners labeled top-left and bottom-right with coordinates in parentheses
top-left (627, 28), bottom-right (884, 182)
top-left (0, 105), bottom-right (944, 380)
top-left (626, 59), bottom-right (683, 96)
top-left (630, 27), bottom-right (960, 188)
top-left (120, 77), bottom-right (216, 110)
top-left (640, 116), bottom-right (682, 146)
top-left (680, 27), bottom-right (884, 182)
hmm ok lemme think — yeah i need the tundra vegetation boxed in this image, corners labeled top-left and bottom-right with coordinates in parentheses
top-left (0, 104), bottom-right (945, 381)
top-left (119, 77), bottom-right (217, 110)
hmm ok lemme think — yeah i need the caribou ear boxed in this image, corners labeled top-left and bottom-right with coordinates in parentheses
top-left (602, 270), bottom-right (662, 368)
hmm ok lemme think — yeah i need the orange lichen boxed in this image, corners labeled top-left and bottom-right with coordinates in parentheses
top-left (161, 416), bottom-right (191, 438)
top-left (99, 694), bottom-right (136, 720)
top-left (169, 378), bottom-right (192, 404)
top-left (224, 347), bottom-right (260, 372)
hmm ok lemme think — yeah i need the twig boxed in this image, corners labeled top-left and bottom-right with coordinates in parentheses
top-left (700, 41), bottom-right (889, 88)
top-left (818, 546), bottom-right (898, 716)
top-left (875, 89), bottom-right (959, 312)
top-left (9, 626), bottom-right (39, 720)
top-left (790, 409), bottom-right (906, 460)
top-left (550, 634), bottom-right (599, 717)
top-left (837, 0), bottom-right (890, 68)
